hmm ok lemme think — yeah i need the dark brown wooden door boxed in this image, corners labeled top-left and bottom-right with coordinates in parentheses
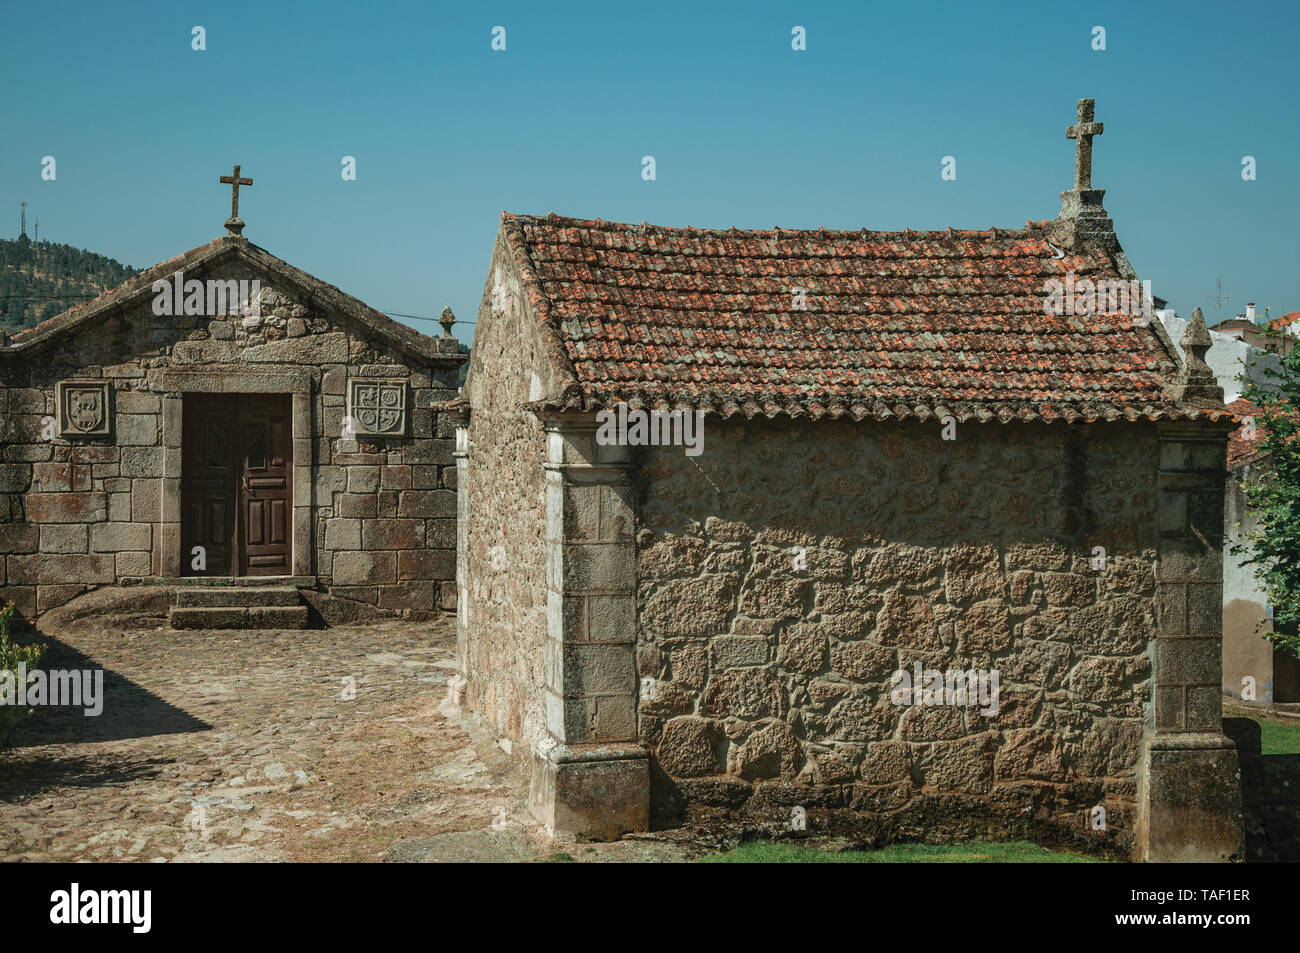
top-left (241, 397), bottom-right (292, 575)
top-left (181, 395), bottom-right (292, 577)
top-left (182, 397), bottom-right (237, 576)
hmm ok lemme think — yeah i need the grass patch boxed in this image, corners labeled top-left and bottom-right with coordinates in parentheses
top-left (701, 839), bottom-right (1103, 863)
top-left (1226, 705), bottom-right (1300, 755)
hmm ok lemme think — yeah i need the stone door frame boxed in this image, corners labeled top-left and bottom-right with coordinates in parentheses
top-left (151, 367), bottom-right (313, 578)
top-left (180, 393), bottom-right (294, 577)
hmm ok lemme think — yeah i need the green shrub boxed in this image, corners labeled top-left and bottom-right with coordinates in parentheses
top-left (0, 601), bottom-right (44, 747)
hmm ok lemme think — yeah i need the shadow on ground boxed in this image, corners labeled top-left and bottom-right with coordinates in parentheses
top-left (1240, 753), bottom-right (1300, 862)
top-left (5, 627), bottom-right (209, 747)
top-left (0, 752), bottom-right (172, 802)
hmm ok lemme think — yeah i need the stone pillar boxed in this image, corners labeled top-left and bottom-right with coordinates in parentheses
top-left (529, 413), bottom-right (648, 840)
top-left (159, 394), bottom-right (183, 578)
top-left (291, 390), bottom-right (313, 577)
top-left (446, 414), bottom-right (470, 709)
top-left (1136, 420), bottom-right (1243, 861)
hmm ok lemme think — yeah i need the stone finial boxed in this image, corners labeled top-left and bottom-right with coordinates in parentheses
top-left (439, 306), bottom-right (456, 338)
top-left (1171, 307), bottom-right (1224, 407)
top-left (1181, 307), bottom-right (1213, 365)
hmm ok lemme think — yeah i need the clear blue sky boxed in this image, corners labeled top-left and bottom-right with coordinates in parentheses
top-left (3, 0), bottom-right (1297, 343)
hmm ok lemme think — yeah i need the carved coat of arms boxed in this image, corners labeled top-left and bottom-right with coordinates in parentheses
top-left (347, 379), bottom-right (406, 436)
top-left (69, 390), bottom-right (104, 431)
top-left (56, 381), bottom-right (112, 437)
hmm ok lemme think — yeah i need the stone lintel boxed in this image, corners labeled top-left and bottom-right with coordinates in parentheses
top-left (149, 365), bottom-right (313, 394)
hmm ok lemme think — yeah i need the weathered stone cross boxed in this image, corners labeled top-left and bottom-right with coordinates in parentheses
top-left (219, 164), bottom-right (253, 235)
top-left (1066, 99), bottom-right (1104, 190)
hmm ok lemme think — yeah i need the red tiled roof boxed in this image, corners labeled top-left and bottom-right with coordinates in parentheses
top-left (502, 212), bottom-right (1199, 423)
top-left (1225, 396), bottom-right (1300, 470)
top-left (1226, 398), bottom-right (1265, 469)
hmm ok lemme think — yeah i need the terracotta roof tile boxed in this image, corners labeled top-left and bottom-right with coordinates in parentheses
top-left (1225, 398), bottom-right (1265, 469)
top-left (502, 212), bottom-right (1193, 422)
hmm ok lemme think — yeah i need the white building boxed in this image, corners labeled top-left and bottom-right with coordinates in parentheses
top-left (1158, 308), bottom-right (1280, 403)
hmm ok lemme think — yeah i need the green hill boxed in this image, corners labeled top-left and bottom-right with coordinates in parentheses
top-left (0, 235), bottom-right (139, 334)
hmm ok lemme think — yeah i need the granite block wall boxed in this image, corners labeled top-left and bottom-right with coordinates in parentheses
top-left (634, 416), bottom-right (1159, 852)
top-left (0, 249), bottom-right (463, 620)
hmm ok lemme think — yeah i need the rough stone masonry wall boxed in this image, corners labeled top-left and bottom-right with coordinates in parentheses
top-left (459, 243), bottom-right (550, 752)
top-left (0, 254), bottom-right (459, 620)
top-left (636, 417), bottom-right (1159, 854)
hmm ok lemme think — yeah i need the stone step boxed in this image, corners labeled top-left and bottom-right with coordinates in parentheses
top-left (168, 604), bottom-right (310, 630)
top-left (167, 575), bottom-right (316, 589)
top-left (175, 586), bottom-right (300, 608)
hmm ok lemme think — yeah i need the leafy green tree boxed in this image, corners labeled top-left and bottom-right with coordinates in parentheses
top-left (1236, 325), bottom-right (1300, 658)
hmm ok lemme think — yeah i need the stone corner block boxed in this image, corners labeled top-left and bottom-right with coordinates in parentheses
top-left (528, 742), bottom-right (649, 841)
top-left (1135, 732), bottom-right (1243, 862)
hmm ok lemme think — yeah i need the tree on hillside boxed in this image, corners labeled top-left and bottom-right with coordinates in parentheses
top-left (0, 238), bottom-right (136, 332)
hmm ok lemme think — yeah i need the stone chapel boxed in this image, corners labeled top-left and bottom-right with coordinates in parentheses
top-left (0, 167), bottom-right (466, 627)
top-left (448, 100), bottom-right (1245, 860)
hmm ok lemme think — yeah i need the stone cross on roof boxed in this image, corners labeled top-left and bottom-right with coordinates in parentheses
top-left (219, 164), bottom-right (253, 236)
top-left (1066, 99), bottom-right (1104, 190)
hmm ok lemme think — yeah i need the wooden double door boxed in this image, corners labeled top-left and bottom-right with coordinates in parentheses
top-left (181, 395), bottom-right (292, 576)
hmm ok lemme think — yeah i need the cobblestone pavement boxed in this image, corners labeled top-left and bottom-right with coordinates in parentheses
top-left (0, 606), bottom-right (698, 863)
